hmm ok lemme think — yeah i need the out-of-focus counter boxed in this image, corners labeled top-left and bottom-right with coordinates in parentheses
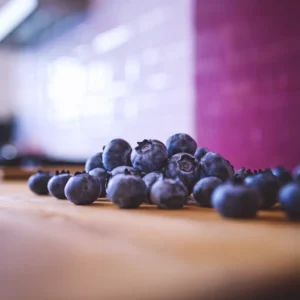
top-left (0, 182), bottom-right (299, 300)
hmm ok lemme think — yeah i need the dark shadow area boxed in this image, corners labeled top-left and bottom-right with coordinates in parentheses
top-left (269, 205), bottom-right (283, 211)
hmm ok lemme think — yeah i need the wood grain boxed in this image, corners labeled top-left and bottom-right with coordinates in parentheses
top-left (0, 182), bottom-right (299, 300)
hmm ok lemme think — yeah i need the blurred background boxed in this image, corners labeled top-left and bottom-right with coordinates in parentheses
top-left (0, 0), bottom-right (300, 175)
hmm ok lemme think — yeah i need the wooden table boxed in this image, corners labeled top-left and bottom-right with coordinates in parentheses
top-left (0, 182), bottom-right (299, 300)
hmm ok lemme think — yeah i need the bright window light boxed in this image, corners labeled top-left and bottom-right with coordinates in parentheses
top-left (0, 0), bottom-right (38, 41)
top-left (92, 25), bottom-right (132, 54)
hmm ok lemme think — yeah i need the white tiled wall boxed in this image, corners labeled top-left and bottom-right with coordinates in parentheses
top-left (14, 0), bottom-right (195, 160)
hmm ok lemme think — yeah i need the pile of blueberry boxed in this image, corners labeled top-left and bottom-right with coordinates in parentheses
top-left (28, 134), bottom-right (300, 220)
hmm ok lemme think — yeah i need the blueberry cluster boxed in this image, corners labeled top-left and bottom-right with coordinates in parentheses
top-left (28, 133), bottom-right (300, 220)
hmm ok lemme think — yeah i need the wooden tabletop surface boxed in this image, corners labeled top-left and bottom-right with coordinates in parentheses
top-left (0, 181), bottom-right (300, 300)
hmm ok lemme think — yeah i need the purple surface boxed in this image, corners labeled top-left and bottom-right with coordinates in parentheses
top-left (194, 0), bottom-right (300, 169)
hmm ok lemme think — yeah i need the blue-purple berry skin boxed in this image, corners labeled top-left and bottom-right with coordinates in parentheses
top-left (28, 171), bottom-right (52, 195)
top-left (64, 173), bottom-right (100, 205)
top-left (85, 152), bottom-right (104, 172)
top-left (165, 153), bottom-right (201, 195)
top-left (212, 183), bottom-right (260, 219)
top-left (244, 173), bottom-right (281, 209)
top-left (166, 133), bottom-right (197, 157)
top-left (244, 176), bottom-right (255, 185)
top-left (111, 166), bottom-right (141, 177)
top-left (271, 166), bottom-right (293, 185)
top-left (233, 168), bottom-right (253, 184)
top-left (200, 152), bottom-right (234, 182)
top-left (194, 147), bottom-right (208, 161)
top-left (89, 168), bottom-right (107, 198)
top-left (193, 177), bottom-right (223, 207)
top-left (278, 183), bottom-right (300, 220)
top-left (142, 171), bottom-right (162, 203)
top-left (103, 139), bottom-right (132, 171)
top-left (150, 178), bottom-right (188, 209)
top-left (47, 173), bottom-right (72, 199)
top-left (292, 165), bottom-right (300, 182)
top-left (107, 174), bottom-right (147, 209)
top-left (131, 139), bottom-right (168, 174)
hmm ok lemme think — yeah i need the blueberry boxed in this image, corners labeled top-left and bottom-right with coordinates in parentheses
top-left (244, 173), bottom-right (281, 209)
top-left (106, 166), bottom-right (142, 196)
top-left (250, 169), bottom-right (268, 176)
top-left (103, 139), bottom-right (132, 171)
top-left (142, 171), bottom-right (162, 203)
top-left (47, 170), bottom-right (72, 199)
top-left (292, 165), bottom-right (300, 182)
top-left (212, 183), bottom-right (261, 219)
top-left (107, 174), bottom-right (147, 208)
top-left (263, 168), bottom-right (273, 174)
top-left (166, 133), bottom-right (197, 157)
top-left (85, 152), bottom-right (104, 172)
top-left (131, 139), bottom-right (168, 173)
top-left (278, 183), bottom-right (300, 220)
top-left (64, 172), bottom-right (100, 205)
top-left (89, 168), bottom-right (107, 198)
top-left (150, 177), bottom-right (188, 209)
top-left (111, 166), bottom-right (141, 177)
top-left (244, 176), bottom-right (255, 185)
top-left (193, 177), bottom-right (223, 207)
top-left (165, 153), bottom-right (201, 194)
top-left (271, 166), bottom-right (293, 185)
top-left (194, 147), bottom-right (209, 161)
top-left (233, 167), bottom-right (253, 184)
top-left (28, 171), bottom-right (52, 195)
top-left (200, 152), bottom-right (234, 181)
